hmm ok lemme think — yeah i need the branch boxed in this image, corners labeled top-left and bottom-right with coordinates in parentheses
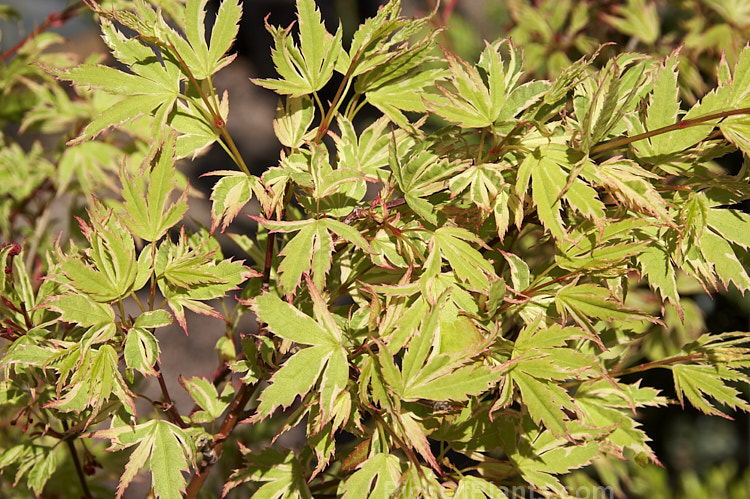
top-left (183, 381), bottom-right (256, 499)
top-left (314, 49), bottom-right (362, 142)
top-left (184, 183), bottom-right (288, 498)
top-left (153, 362), bottom-right (188, 429)
top-left (610, 353), bottom-right (706, 377)
top-left (61, 420), bottom-right (92, 499)
top-left (342, 197), bottom-right (407, 225)
top-left (562, 353), bottom-right (708, 388)
top-left (590, 107), bottom-right (750, 156)
top-left (0, 1), bottom-right (86, 62)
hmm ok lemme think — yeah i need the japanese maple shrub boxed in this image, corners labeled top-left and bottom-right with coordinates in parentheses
top-left (2, 0), bottom-right (750, 497)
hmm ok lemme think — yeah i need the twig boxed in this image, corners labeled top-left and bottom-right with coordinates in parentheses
top-left (370, 411), bottom-right (430, 479)
top-left (314, 48), bottom-right (362, 142)
top-left (183, 380), bottom-right (256, 498)
top-left (61, 420), bottom-right (92, 499)
top-left (590, 107), bottom-right (750, 156)
top-left (154, 362), bottom-right (188, 429)
top-left (0, 1), bottom-right (86, 62)
top-left (184, 181), bottom-right (286, 498)
top-left (342, 197), bottom-right (407, 225)
top-left (162, 41), bottom-right (252, 178)
top-left (610, 353), bottom-right (705, 377)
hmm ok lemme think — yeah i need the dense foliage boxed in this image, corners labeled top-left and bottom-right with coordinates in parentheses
top-left (2, 0), bottom-right (750, 497)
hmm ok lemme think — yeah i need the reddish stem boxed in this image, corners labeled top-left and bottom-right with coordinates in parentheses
top-left (0, 1), bottom-right (86, 62)
top-left (590, 106), bottom-right (750, 156)
top-left (154, 362), bottom-right (188, 429)
top-left (183, 381), bottom-right (255, 498)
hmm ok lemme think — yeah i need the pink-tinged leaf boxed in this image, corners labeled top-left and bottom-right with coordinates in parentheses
top-left (95, 420), bottom-right (194, 499)
top-left (397, 410), bottom-right (439, 471)
top-left (596, 159), bottom-right (673, 225)
top-left (340, 453), bottom-right (403, 499)
top-left (318, 348), bottom-right (348, 427)
top-left (209, 172), bottom-right (259, 232)
top-left (165, 294), bottom-right (223, 334)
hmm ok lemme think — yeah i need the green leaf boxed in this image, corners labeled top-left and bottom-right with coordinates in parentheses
top-left (297, 0), bottom-right (341, 87)
top-left (637, 243), bottom-right (680, 308)
top-left (273, 96), bottom-right (316, 149)
top-left (449, 162), bottom-right (505, 212)
top-left (133, 310), bottom-right (173, 329)
top-left (321, 218), bottom-right (369, 251)
top-left (425, 40), bottom-right (524, 128)
top-left (0, 337), bottom-right (55, 369)
top-left (577, 56), bottom-right (650, 152)
top-left (425, 50), bottom-right (501, 128)
top-left (644, 53), bottom-right (684, 155)
top-left (502, 251), bottom-right (531, 292)
top-left (511, 431), bottom-right (601, 494)
top-left (499, 80), bottom-right (552, 121)
top-left (672, 364), bottom-right (750, 417)
top-left (278, 222), bottom-right (317, 294)
top-left (121, 134), bottom-right (188, 242)
top-left (57, 141), bottom-right (122, 197)
top-left (124, 326), bottom-right (160, 377)
top-left (223, 447), bottom-right (312, 498)
top-left (318, 348), bottom-right (349, 426)
top-left (728, 44), bottom-right (750, 105)
top-left (576, 380), bottom-right (666, 462)
top-left (48, 345), bottom-right (135, 418)
top-left (207, 170), bottom-right (266, 232)
top-left (253, 345), bottom-right (331, 420)
top-left (454, 476), bottom-right (509, 499)
top-left (46, 293), bottom-right (114, 327)
top-left (341, 453), bottom-right (403, 499)
top-left (527, 148), bottom-right (568, 240)
top-left (182, 0), bottom-right (211, 78)
top-left (707, 208), bottom-right (750, 249)
top-left (720, 114), bottom-right (750, 155)
top-left (351, 12), bottom-right (441, 127)
top-left (256, 217), bottom-right (367, 295)
top-left (556, 283), bottom-right (649, 324)
top-left (403, 363), bottom-right (500, 402)
top-left (595, 159), bottom-right (672, 223)
top-left (80, 94), bottom-right (169, 144)
top-left (53, 48), bottom-right (180, 144)
top-left (430, 227), bottom-right (494, 291)
top-left (252, 0), bottom-right (343, 96)
top-left (57, 64), bottom-right (162, 96)
top-left (0, 445), bottom-right (59, 496)
top-left (252, 293), bottom-right (339, 346)
top-left (168, 99), bottom-right (221, 158)
top-left (510, 370), bottom-right (577, 438)
top-left (158, 241), bottom-right (251, 331)
top-left (208, 0), bottom-right (242, 74)
top-left (179, 375), bottom-right (229, 422)
top-left (700, 229), bottom-right (750, 291)
top-left (95, 420), bottom-right (194, 499)
top-left (164, 254), bottom-right (226, 288)
top-left (603, 0), bottom-right (660, 44)
top-left (59, 205), bottom-right (138, 302)
top-left (365, 69), bottom-right (445, 128)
